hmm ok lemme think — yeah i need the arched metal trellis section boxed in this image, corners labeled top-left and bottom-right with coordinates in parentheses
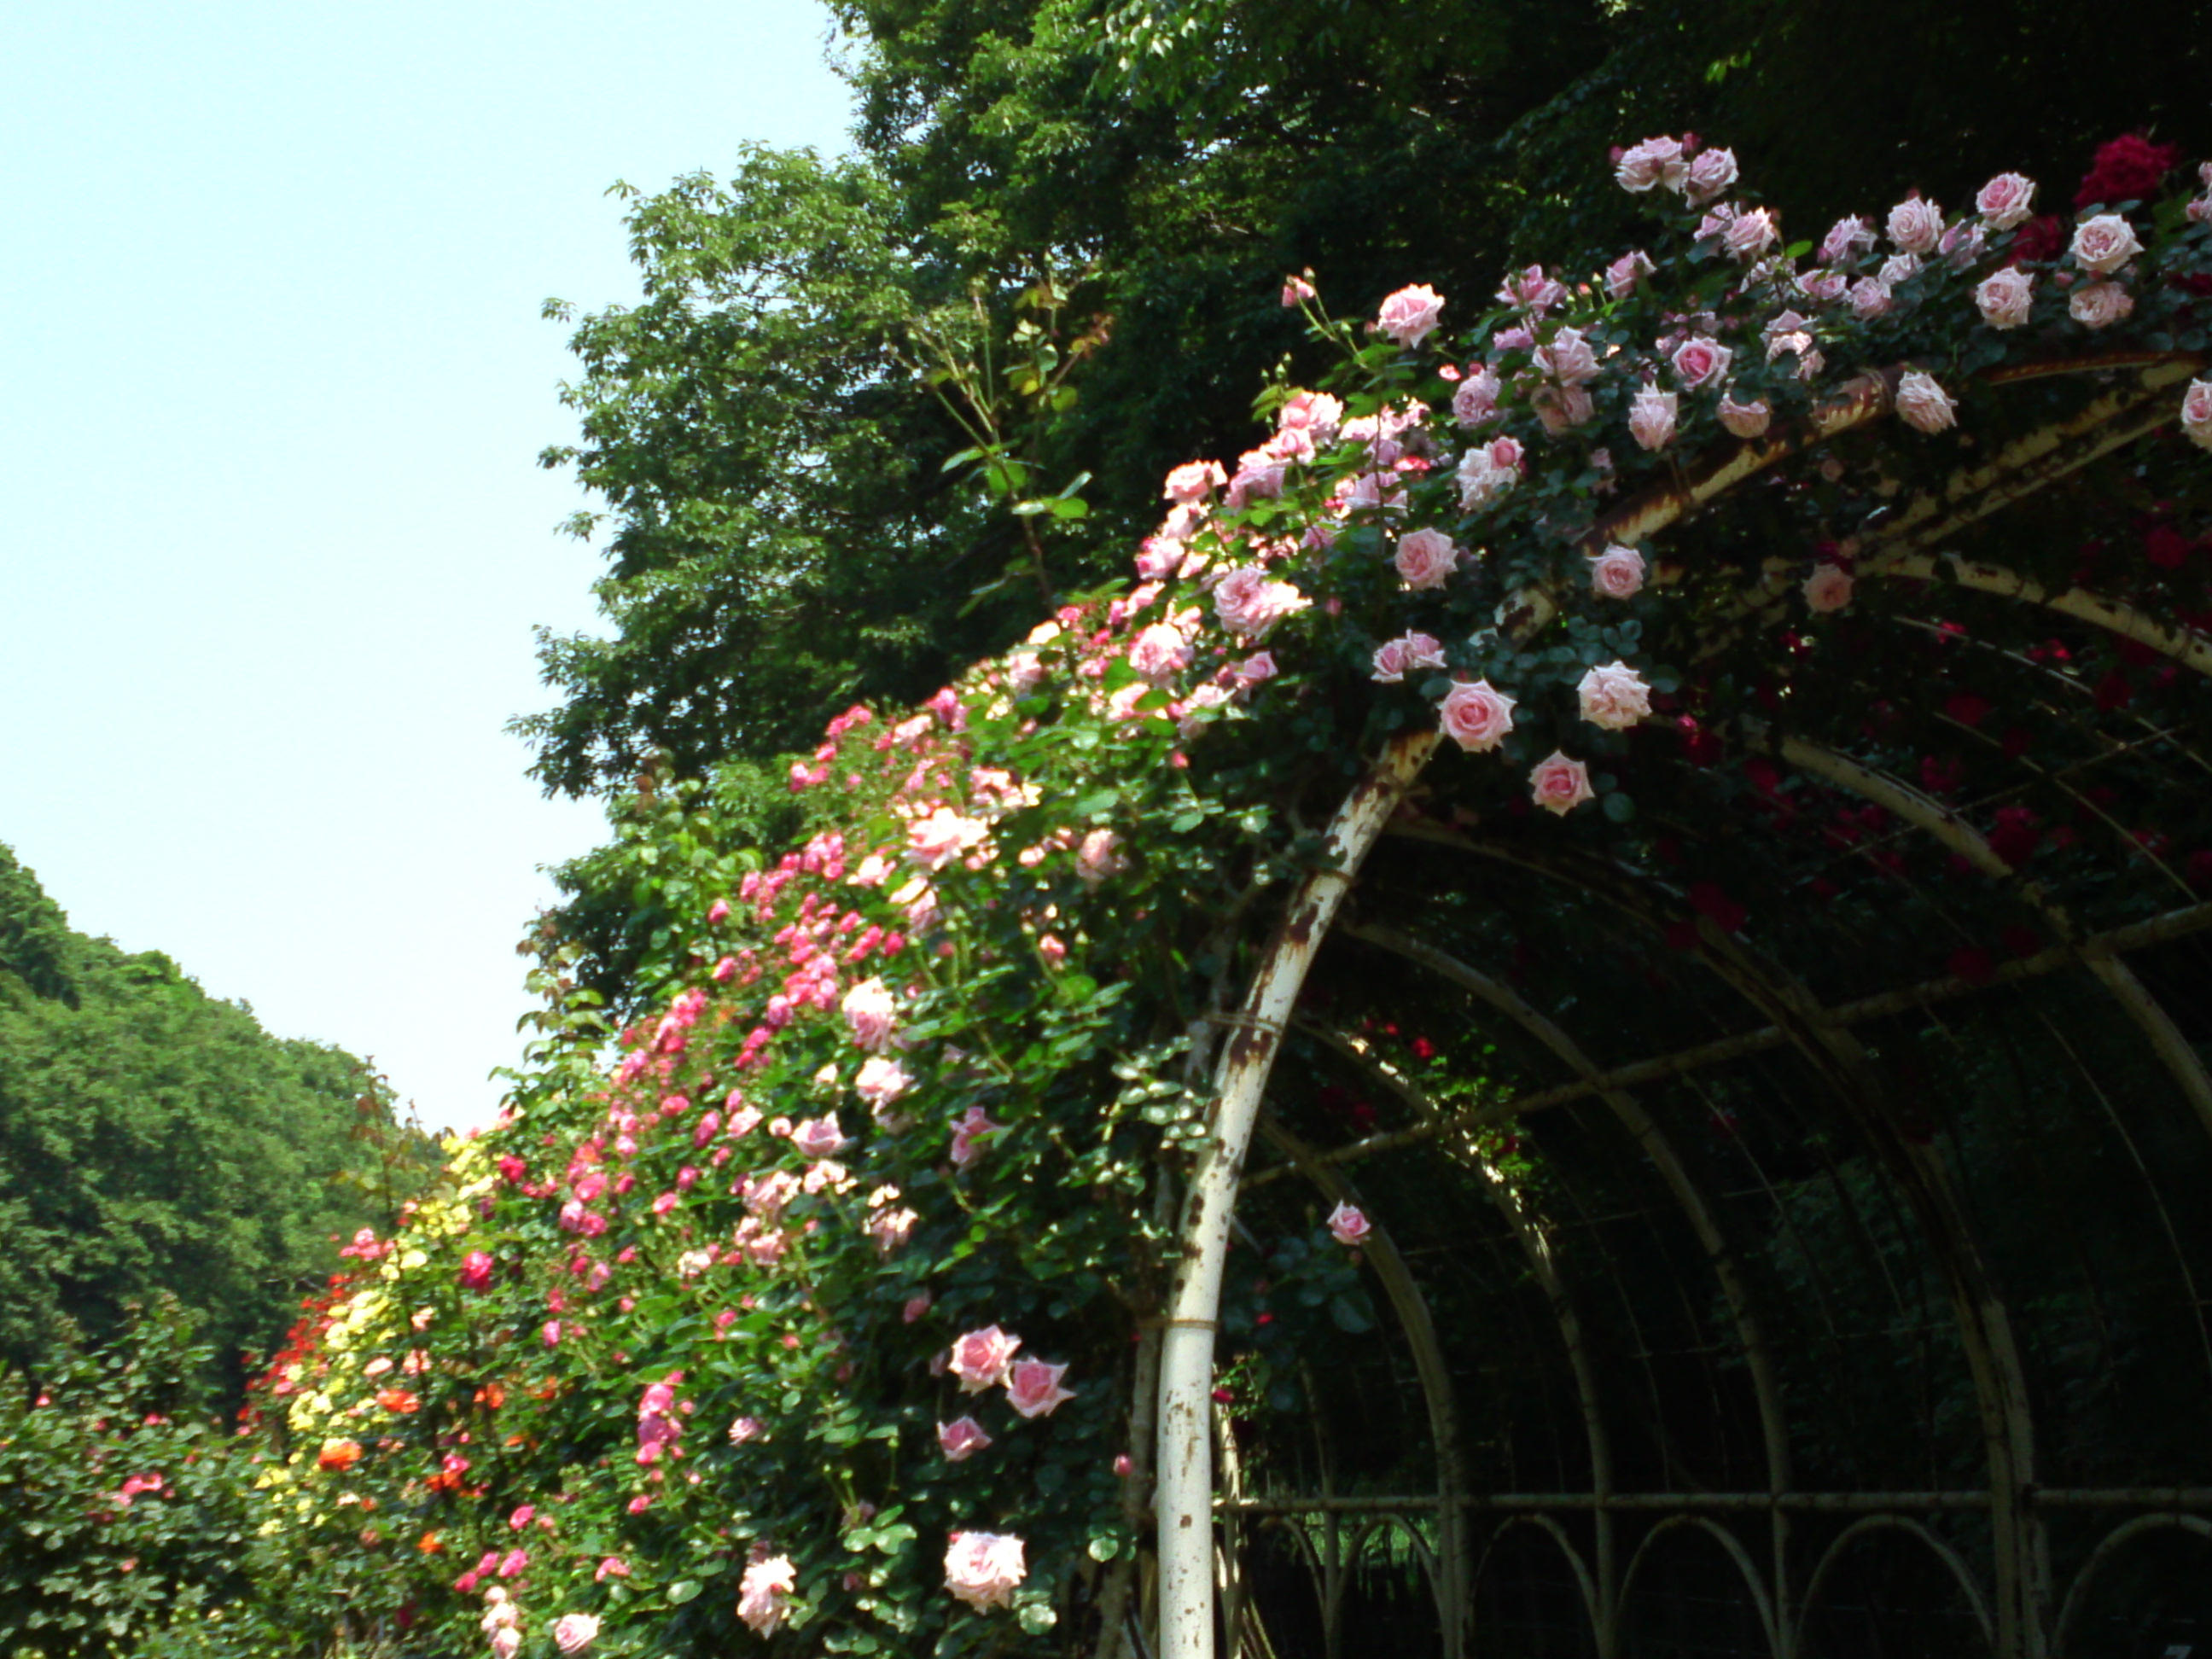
top-left (1155, 351), bottom-right (2212, 1659)
top-left (1797, 1516), bottom-right (1997, 1655)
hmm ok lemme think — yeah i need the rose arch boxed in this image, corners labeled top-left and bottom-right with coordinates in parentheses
top-left (261, 136), bottom-right (2212, 1659)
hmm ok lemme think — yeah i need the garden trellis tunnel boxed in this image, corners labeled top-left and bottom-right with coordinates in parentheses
top-left (1171, 352), bottom-right (2212, 1659)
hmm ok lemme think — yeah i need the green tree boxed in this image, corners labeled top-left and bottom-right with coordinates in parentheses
top-left (0, 843), bottom-right (432, 1404)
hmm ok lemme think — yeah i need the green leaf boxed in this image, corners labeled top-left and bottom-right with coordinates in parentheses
top-left (667, 1579), bottom-right (703, 1606)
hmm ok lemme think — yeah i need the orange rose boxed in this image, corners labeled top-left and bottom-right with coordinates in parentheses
top-left (374, 1389), bottom-right (420, 1415)
top-left (317, 1437), bottom-right (364, 1471)
top-left (418, 1531), bottom-right (445, 1555)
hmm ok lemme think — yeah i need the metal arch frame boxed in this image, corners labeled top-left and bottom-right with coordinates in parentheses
top-left (1615, 1514), bottom-right (1782, 1658)
top-left (1284, 1033), bottom-right (1623, 1654)
top-left (1340, 922), bottom-right (1801, 1648)
top-left (1470, 1512), bottom-right (1604, 1650)
top-left (1768, 736), bottom-right (2212, 1148)
top-left (2050, 1512), bottom-right (2212, 1659)
top-left (1796, 1515), bottom-right (1998, 1655)
top-left (1153, 348), bottom-right (2209, 1659)
top-left (1252, 1116), bottom-right (1471, 1658)
top-left (1365, 831), bottom-right (2056, 1656)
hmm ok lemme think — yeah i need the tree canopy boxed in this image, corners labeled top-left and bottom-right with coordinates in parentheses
top-left (0, 842), bottom-right (432, 1400)
top-left (521, 0), bottom-right (2208, 806)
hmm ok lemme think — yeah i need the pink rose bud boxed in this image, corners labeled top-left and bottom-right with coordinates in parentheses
top-left (938, 1416), bottom-right (993, 1461)
top-left (707, 899), bottom-right (731, 925)
top-left (1327, 1202), bottom-right (1372, 1247)
top-left (1529, 752), bottom-right (1596, 816)
top-left (1281, 274), bottom-right (1316, 307)
top-left (1115, 1454), bottom-right (1135, 1477)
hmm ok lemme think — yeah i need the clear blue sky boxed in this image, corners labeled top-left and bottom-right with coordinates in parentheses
top-left (1, 0), bottom-right (854, 1134)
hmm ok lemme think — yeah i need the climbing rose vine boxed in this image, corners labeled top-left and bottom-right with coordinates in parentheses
top-left (246, 132), bottom-right (2209, 1657)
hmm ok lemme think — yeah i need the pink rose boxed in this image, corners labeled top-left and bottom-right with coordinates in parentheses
top-left (1669, 336), bottom-right (1733, 389)
top-left (594, 1557), bottom-right (629, 1582)
top-left (458, 1250), bottom-right (494, 1291)
top-left (1534, 326), bottom-right (1600, 386)
top-left (1886, 195), bottom-right (1942, 254)
top-left (854, 1056), bottom-right (912, 1115)
top-left (1848, 276), bottom-right (1894, 320)
top-left (841, 977), bottom-right (896, 1052)
top-left (1877, 253), bottom-right (1921, 288)
top-left (1278, 388), bottom-right (1342, 439)
top-left (904, 1291), bottom-right (934, 1323)
top-left (1685, 147), bottom-right (1738, 202)
top-left (949, 1325), bottom-right (1022, 1393)
top-left (1496, 264), bottom-right (1567, 314)
top-left (944, 1531), bottom-right (1027, 1611)
top-left (1075, 828), bottom-right (1126, 887)
top-left (2182, 379), bottom-right (2212, 451)
top-left (1371, 632), bottom-right (1447, 685)
top-left (1531, 382), bottom-right (1594, 434)
top-left (1213, 566), bottom-right (1310, 639)
top-left (1005, 1358), bottom-right (1077, 1419)
top-left (491, 1631), bottom-right (521, 1659)
top-left (1393, 527), bottom-right (1461, 591)
top-left (1725, 207), bottom-right (1779, 261)
top-left (729, 1415), bottom-right (766, 1443)
top-left (1940, 219), bottom-right (1986, 266)
top-left (1976, 172), bottom-right (2036, 229)
top-left (1231, 652), bottom-right (1278, 686)
top-left (1803, 564), bottom-right (1854, 614)
top-left (1894, 370), bottom-right (1957, 434)
top-left (1280, 274), bottom-right (1316, 307)
top-left (792, 1114), bottom-right (847, 1160)
top-left (906, 807), bottom-right (988, 872)
top-left (1615, 136), bottom-right (1687, 194)
top-left (541, 1320), bottom-right (561, 1348)
top-left (949, 1105), bottom-right (1003, 1169)
top-left (2070, 213), bottom-right (2142, 275)
top-left (1799, 268), bottom-right (1848, 304)
top-left (1529, 752), bottom-right (1595, 815)
top-left (1820, 215), bottom-right (1877, 262)
top-left (1161, 460), bottom-right (1225, 503)
top-left (939, 1417), bottom-right (993, 1462)
top-left (1450, 368), bottom-right (1500, 428)
top-left (1437, 680), bottom-right (1517, 753)
top-left (1975, 267), bottom-right (2033, 329)
top-left (1128, 621), bottom-right (1195, 685)
top-left (736, 1556), bottom-right (798, 1636)
top-left (2068, 279), bottom-right (2134, 329)
top-left (1327, 1202), bottom-right (1371, 1247)
top-left (1717, 393), bottom-right (1771, 439)
top-left (553, 1615), bottom-right (601, 1656)
top-left (1588, 544), bottom-right (1646, 599)
top-left (1604, 249), bottom-right (1655, 300)
top-left (1628, 387), bottom-right (1678, 451)
top-left (1456, 446), bottom-right (1517, 511)
top-left (1576, 661), bottom-right (1651, 731)
top-left (1375, 283), bottom-right (1445, 348)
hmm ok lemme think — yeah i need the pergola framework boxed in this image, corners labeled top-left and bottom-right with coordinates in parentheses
top-left (1152, 352), bottom-right (2212, 1659)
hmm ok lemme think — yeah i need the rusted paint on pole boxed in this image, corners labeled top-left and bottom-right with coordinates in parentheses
top-left (1155, 729), bottom-right (1439, 1659)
